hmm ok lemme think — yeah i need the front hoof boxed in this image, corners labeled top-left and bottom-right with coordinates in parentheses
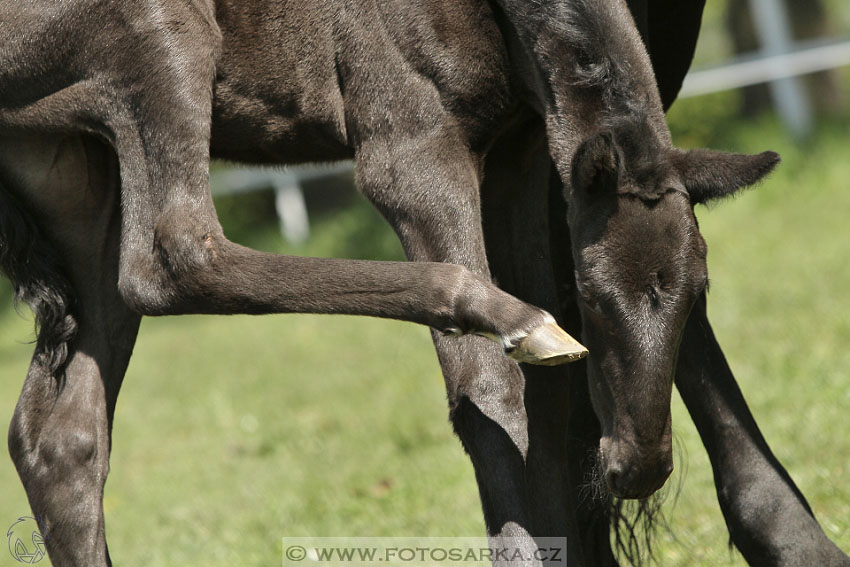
top-left (506, 320), bottom-right (588, 366)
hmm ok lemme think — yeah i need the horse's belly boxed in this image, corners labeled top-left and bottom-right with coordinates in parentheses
top-left (209, 0), bottom-right (351, 164)
top-left (208, 0), bottom-right (513, 164)
top-left (210, 79), bottom-right (352, 165)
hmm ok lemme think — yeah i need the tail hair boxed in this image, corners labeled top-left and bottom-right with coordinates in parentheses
top-left (0, 184), bottom-right (77, 374)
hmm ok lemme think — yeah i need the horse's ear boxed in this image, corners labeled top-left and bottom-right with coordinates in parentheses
top-left (675, 149), bottom-right (780, 204)
top-left (571, 131), bottom-right (621, 194)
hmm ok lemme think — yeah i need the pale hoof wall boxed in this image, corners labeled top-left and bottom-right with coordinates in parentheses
top-left (507, 321), bottom-right (588, 366)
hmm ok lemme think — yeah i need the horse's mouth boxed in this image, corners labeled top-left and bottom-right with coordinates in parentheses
top-left (599, 441), bottom-right (674, 500)
top-left (606, 475), bottom-right (669, 500)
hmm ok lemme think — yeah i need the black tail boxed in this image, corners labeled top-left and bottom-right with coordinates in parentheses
top-left (0, 183), bottom-right (77, 374)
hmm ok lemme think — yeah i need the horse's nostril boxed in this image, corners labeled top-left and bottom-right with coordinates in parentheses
top-left (605, 467), bottom-right (624, 493)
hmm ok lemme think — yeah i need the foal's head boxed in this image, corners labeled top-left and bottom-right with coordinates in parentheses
top-left (567, 120), bottom-right (778, 499)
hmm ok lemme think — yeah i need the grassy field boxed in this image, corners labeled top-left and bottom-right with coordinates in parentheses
top-left (2, 118), bottom-right (849, 565)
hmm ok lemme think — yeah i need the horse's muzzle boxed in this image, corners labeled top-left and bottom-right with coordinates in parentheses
top-left (601, 440), bottom-right (674, 499)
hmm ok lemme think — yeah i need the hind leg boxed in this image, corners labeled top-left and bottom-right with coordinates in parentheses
top-left (3, 135), bottom-right (140, 567)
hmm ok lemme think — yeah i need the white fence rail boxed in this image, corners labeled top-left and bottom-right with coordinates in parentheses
top-left (680, 39), bottom-right (850, 97)
top-left (210, 163), bottom-right (353, 244)
top-left (682, 0), bottom-right (850, 137)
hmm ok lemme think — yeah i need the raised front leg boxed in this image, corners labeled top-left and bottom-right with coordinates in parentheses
top-left (0, 0), bottom-right (583, 366)
top-left (676, 295), bottom-right (850, 566)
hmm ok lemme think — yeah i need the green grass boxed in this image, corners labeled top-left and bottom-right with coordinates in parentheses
top-left (1, 119), bottom-right (849, 566)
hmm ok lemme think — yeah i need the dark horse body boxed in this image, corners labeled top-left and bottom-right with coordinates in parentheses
top-left (0, 0), bottom-right (847, 565)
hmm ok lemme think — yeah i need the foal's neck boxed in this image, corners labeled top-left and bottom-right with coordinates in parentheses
top-left (503, 0), bottom-right (671, 177)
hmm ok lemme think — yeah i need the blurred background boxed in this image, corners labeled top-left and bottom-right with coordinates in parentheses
top-left (1, 1), bottom-right (849, 565)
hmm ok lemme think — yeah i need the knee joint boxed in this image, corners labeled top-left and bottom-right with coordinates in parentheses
top-left (9, 413), bottom-right (99, 480)
top-left (119, 208), bottom-right (224, 315)
top-left (41, 427), bottom-right (99, 472)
